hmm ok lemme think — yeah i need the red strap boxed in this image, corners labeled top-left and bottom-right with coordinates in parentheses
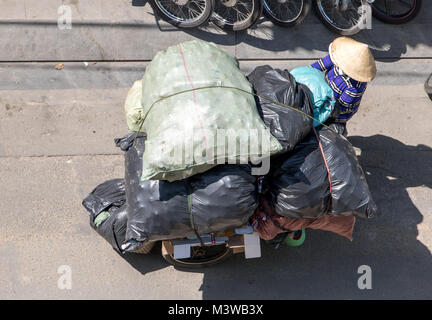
top-left (178, 44), bottom-right (208, 150)
top-left (178, 44), bottom-right (197, 103)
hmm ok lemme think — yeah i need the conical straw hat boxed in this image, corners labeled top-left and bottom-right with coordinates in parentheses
top-left (329, 37), bottom-right (377, 82)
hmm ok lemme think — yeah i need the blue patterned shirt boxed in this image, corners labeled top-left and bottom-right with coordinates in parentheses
top-left (312, 55), bottom-right (367, 123)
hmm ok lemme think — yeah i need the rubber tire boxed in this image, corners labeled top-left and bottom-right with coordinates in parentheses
top-left (425, 73), bottom-right (432, 101)
top-left (162, 245), bottom-right (234, 268)
top-left (314, 0), bottom-right (368, 36)
top-left (284, 229), bottom-right (306, 247)
top-left (130, 241), bottom-right (156, 254)
top-left (211, 0), bottom-right (264, 31)
top-left (263, 0), bottom-right (311, 28)
top-left (371, 0), bottom-right (422, 24)
top-left (150, 0), bottom-right (215, 29)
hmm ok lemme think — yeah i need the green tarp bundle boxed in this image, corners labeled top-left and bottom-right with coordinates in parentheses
top-left (125, 40), bottom-right (282, 181)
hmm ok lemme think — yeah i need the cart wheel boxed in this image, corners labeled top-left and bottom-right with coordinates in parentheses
top-left (131, 241), bottom-right (156, 254)
top-left (285, 228), bottom-right (306, 247)
top-left (161, 240), bottom-right (233, 268)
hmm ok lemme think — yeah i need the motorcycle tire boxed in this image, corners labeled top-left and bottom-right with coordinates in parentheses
top-left (371, 0), bottom-right (422, 24)
top-left (314, 0), bottom-right (370, 36)
top-left (263, 0), bottom-right (311, 27)
top-left (150, 0), bottom-right (215, 29)
top-left (425, 72), bottom-right (432, 101)
top-left (211, 0), bottom-right (264, 31)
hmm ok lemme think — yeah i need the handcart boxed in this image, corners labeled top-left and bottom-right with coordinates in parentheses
top-left (136, 225), bottom-right (305, 268)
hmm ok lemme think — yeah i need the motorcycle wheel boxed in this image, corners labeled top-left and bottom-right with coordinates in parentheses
top-left (314, 0), bottom-right (370, 36)
top-left (263, 0), bottom-right (311, 27)
top-left (211, 0), bottom-right (264, 31)
top-left (161, 241), bottom-right (233, 268)
top-left (425, 73), bottom-right (432, 101)
top-left (371, 0), bottom-right (422, 24)
top-left (150, 0), bottom-right (215, 29)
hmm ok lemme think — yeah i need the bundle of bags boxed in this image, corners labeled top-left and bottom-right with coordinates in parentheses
top-left (82, 40), bottom-right (376, 253)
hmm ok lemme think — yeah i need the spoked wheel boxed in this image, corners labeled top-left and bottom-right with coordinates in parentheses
top-left (263, 0), bottom-right (311, 27)
top-left (314, 0), bottom-right (370, 35)
top-left (371, 0), bottom-right (422, 24)
top-left (150, 0), bottom-right (215, 28)
top-left (211, 0), bottom-right (264, 31)
top-left (162, 240), bottom-right (233, 268)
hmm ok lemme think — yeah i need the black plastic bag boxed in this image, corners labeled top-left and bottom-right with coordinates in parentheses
top-left (119, 134), bottom-right (258, 251)
top-left (82, 179), bottom-right (128, 252)
top-left (247, 65), bottom-right (314, 152)
top-left (269, 132), bottom-right (330, 219)
top-left (326, 122), bottom-right (347, 137)
top-left (114, 132), bottom-right (137, 151)
top-left (269, 127), bottom-right (377, 219)
top-left (319, 128), bottom-right (377, 218)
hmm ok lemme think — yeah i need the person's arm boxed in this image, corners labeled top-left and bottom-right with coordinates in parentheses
top-left (311, 55), bottom-right (334, 72)
top-left (336, 85), bottom-right (366, 120)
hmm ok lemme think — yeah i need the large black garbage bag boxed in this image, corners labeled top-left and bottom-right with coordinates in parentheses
top-left (82, 179), bottom-right (126, 222)
top-left (116, 134), bottom-right (258, 251)
top-left (247, 65), bottom-right (314, 152)
top-left (269, 127), bottom-right (377, 219)
top-left (82, 179), bottom-right (128, 252)
top-left (269, 132), bottom-right (330, 219)
top-left (319, 128), bottom-right (377, 218)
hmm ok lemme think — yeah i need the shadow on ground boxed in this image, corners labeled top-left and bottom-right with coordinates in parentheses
top-left (2, 1), bottom-right (428, 61)
top-left (119, 242), bottom-right (168, 275)
top-left (119, 134), bottom-right (432, 299)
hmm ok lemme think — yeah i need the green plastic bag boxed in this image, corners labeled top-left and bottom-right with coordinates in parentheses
top-left (94, 211), bottom-right (111, 228)
top-left (290, 66), bottom-right (335, 127)
top-left (127, 40), bottom-right (282, 181)
top-left (124, 80), bottom-right (143, 132)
